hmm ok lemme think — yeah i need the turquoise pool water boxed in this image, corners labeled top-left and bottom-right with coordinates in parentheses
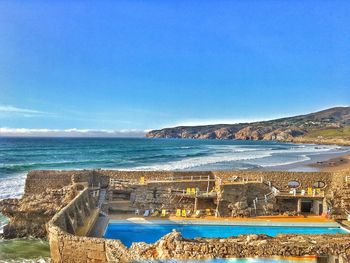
top-left (104, 223), bottom-right (347, 247)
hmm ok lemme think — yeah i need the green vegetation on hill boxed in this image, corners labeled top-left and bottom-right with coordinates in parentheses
top-left (146, 106), bottom-right (350, 145)
top-left (303, 126), bottom-right (350, 140)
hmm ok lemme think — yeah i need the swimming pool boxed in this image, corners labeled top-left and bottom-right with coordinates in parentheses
top-left (103, 221), bottom-right (348, 247)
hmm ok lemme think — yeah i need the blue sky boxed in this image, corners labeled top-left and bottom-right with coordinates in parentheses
top-left (0, 1), bottom-right (349, 136)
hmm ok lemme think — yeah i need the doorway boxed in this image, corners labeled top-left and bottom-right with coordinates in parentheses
top-left (318, 203), bottom-right (323, 215)
top-left (301, 200), bottom-right (313, 213)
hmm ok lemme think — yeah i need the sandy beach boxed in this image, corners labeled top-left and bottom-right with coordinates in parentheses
top-left (309, 154), bottom-right (350, 172)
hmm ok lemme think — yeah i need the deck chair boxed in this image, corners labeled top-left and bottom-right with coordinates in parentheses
top-left (176, 209), bottom-right (181, 217)
top-left (181, 209), bottom-right (187, 217)
top-left (316, 188), bottom-right (321, 195)
top-left (151, 210), bottom-right (159, 217)
top-left (140, 176), bottom-right (145, 185)
top-left (191, 188), bottom-right (196, 195)
top-left (301, 190), bottom-right (305, 196)
top-left (143, 210), bottom-right (150, 217)
top-left (307, 187), bottom-right (313, 195)
top-left (186, 188), bottom-right (191, 195)
top-left (135, 209), bottom-right (140, 215)
top-left (186, 210), bottom-right (192, 217)
top-left (161, 209), bottom-right (167, 217)
top-left (229, 176), bottom-right (238, 182)
top-left (205, 208), bottom-right (212, 216)
top-left (194, 210), bottom-right (201, 218)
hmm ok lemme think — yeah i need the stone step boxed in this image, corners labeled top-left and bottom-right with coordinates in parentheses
top-left (108, 200), bottom-right (135, 213)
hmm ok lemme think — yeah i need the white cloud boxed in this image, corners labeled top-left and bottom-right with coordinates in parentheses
top-left (0, 128), bottom-right (146, 137)
top-left (0, 105), bottom-right (46, 115)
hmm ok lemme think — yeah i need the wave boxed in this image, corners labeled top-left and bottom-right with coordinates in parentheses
top-left (117, 143), bottom-right (347, 171)
top-left (0, 173), bottom-right (26, 200)
top-left (120, 151), bottom-right (273, 171)
top-left (0, 139), bottom-right (349, 200)
top-left (256, 155), bottom-right (311, 167)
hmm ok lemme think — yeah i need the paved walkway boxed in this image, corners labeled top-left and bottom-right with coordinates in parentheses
top-left (108, 213), bottom-right (334, 223)
top-left (89, 215), bottom-right (109, 237)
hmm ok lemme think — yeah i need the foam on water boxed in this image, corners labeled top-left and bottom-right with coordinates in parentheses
top-left (0, 173), bottom-right (26, 200)
top-left (124, 149), bottom-right (273, 171)
top-left (0, 138), bottom-right (349, 199)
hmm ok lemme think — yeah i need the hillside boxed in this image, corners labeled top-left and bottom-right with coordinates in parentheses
top-left (146, 106), bottom-right (350, 145)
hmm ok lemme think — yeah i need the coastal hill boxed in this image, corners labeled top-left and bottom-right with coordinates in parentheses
top-left (146, 106), bottom-right (350, 145)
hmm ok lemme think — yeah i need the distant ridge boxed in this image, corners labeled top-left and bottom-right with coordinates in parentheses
top-left (146, 106), bottom-right (350, 145)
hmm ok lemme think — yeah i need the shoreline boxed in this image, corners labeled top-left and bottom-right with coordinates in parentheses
top-left (262, 147), bottom-right (350, 172)
top-left (309, 154), bottom-right (350, 172)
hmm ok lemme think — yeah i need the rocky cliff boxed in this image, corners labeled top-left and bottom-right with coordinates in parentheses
top-left (0, 185), bottom-right (77, 238)
top-left (146, 106), bottom-right (350, 145)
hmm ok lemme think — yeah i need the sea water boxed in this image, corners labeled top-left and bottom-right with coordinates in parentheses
top-left (1, 137), bottom-right (349, 201)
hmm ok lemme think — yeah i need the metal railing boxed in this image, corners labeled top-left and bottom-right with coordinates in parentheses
top-left (147, 175), bottom-right (215, 183)
top-left (221, 176), bottom-right (264, 185)
top-left (171, 188), bottom-right (217, 198)
top-left (274, 189), bottom-right (325, 197)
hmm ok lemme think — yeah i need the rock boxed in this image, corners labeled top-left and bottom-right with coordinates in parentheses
top-left (0, 185), bottom-right (77, 238)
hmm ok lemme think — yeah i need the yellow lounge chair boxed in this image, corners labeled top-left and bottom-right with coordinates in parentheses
top-left (161, 209), bottom-right (167, 217)
top-left (151, 210), bottom-right (159, 217)
top-left (194, 210), bottom-right (201, 218)
top-left (191, 188), bottom-right (196, 195)
top-left (140, 176), bottom-right (145, 185)
top-left (205, 208), bottom-right (212, 216)
top-left (307, 187), bottom-right (313, 195)
top-left (181, 209), bottom-right (187, 217)
top-left (186, 188), bottom-right (191, 195)
top-left (176, 209), bottom-right (181, 217)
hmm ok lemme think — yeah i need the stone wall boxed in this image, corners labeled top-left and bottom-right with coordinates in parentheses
top-left (48, 226), bottom-right (350, 262)
top-left (131, 180), bottom-right (216, 211)
top-left (213, 170), bottom-right (336, 191)
top-left (24, 169), bottom-right (348, 194)
top-left (38, 169), bottom-right (350, 262)
top-left (47, 186), bottom-right (113, 262)
top-left (97, 169), bottom-right (341, 194)
top-left (24, 170), bottom-right (110, 196)
top-left (47, 187), bottom-right (350, 262)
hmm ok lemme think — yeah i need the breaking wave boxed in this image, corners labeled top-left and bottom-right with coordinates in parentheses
top-left (0, 137), bottom-right (349, 199)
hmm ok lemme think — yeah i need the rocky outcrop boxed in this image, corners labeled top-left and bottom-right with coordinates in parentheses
top-left (130, 231), bottom-right (350, 261)
top-left (48, 226), bottom-right (350, 262)
top-left (0, 185), bottom-right (77, 238)
top-left (146, 106), bottom-right (350, 145)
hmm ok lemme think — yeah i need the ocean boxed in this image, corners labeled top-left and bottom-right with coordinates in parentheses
top-left (1, 137), bottom-right (349, 201)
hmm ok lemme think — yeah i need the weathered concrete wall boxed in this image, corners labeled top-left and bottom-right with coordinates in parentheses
top-left (25, 169), bottom-right (348, 194)
top-left (39, 169), bottom-right (350, 262)
top-left (47, 186), bottom-right (110, 262)
top-left (48, 226), bottom-right (350, 262)
top-left (97, 169), bottom-right (340, 193)
top-left (24, 170), bottom-right (109, 196)
top-left (131, 180), bottom-right (216, 211)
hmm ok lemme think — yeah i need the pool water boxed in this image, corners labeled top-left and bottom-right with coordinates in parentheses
top-left (104, 223), bottom-right (347, 247)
